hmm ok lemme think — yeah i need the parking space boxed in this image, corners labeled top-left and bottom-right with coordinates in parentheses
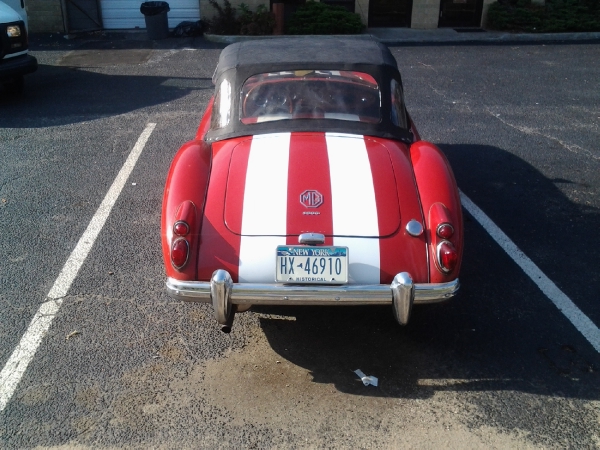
top-left (0, 38), bottom-right (599, 447)
top-left (394, 44), bottom-right (600, 326)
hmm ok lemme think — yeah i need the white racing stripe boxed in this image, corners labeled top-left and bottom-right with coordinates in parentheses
top-left (460, 190), bottom-right (600, 353)
top-left (0, 123), bottom-right (156, 412)
top-left (326, 133), bottom-right (380, 283)
top-left (239, 133), bottom-right (291, 282)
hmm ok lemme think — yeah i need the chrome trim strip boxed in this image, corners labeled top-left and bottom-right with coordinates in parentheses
top-left (298, 233), bottom-right (326, 245)
top-left (166, 275), bottom-right (459, 306)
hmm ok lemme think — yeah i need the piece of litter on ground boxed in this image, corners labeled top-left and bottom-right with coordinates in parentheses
top-left (65, 331), bottom-right (81, 340)
top-left (354, 369), bottom-right (378, 387)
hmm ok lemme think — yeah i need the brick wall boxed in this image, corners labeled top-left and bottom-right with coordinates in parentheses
top-left (26, 0), bottom-right (65, 33)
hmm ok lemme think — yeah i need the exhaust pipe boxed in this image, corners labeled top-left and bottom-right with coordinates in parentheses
top-left (220, 305), bottom-right (237, 333)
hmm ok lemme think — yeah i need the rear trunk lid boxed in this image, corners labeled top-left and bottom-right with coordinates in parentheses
top-left (223, 132), bottom-right (418, 239)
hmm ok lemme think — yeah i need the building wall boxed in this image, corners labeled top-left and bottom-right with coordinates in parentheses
top-left (25, 0), bottom-right (490, 34)
top-left (26, 0), bottom-right (65, 32)
top-left (101, 0), bottom-right (201, 29)
top-left (355, 0), bottom-right (368, 27)
top-left (411, 0), bottom-right (440, 29)
top-left (481, 0), bottom-right (496, 27)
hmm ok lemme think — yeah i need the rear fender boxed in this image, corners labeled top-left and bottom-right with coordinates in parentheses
top-left (410, 141), bottom-right (463, 283)
top-left (161, 140), bottom-right (212, 280)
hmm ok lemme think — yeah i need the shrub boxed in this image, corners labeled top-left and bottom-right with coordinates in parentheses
top-left (287, 1), bottom-right (364, 35)
top-left (207, 0), bottom-right (275, 35)
top-left (239, 4), bottom-right (276, 35)
top-left (207, 0), bottom-right (240, 35)
top-left (486, 0), bottom-right (600, 32)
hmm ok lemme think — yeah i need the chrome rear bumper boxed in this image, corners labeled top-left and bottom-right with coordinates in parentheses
top-left (166, 271), bottom-right (458, 331)
top-left (166, 275), bottom-right (459, 306)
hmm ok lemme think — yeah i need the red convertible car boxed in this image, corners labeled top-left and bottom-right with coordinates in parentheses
top-left (162, 37), bottom-right (462, 332)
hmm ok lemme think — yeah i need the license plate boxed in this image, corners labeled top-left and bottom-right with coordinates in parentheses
top-left (276, 246), bottom-right (348, 284)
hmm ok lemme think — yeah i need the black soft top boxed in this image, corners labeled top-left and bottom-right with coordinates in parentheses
top-left (206, 36), bottom-right (413, 143)
top-left (213, 36), bottom-right (399, 80)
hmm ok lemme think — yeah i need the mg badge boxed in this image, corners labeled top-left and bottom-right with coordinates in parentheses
top-left (300, 190), bottom-right (323, 208)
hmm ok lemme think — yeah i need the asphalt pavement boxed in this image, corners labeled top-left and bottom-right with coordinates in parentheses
top-left (27, 26), bottom-right (600, 53)
top-left (1, 33), bottom-right (599, 448)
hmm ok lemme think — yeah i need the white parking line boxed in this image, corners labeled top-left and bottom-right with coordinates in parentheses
top-left (0, 123), bottom-right (156, 412)
top-left (460, 191), bottom-right (600, 353)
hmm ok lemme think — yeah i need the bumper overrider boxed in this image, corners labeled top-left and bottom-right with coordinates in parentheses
top-left (166, 270), bottom-right (459, 332)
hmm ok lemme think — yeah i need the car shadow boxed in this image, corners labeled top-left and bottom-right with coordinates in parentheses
top-left (1, 33), bottom-right (227, 124)
top-left (0, 63), bottom-right (213, 127)
top-left (441, 143), bottom-right (600, 323)
top-left (251, 143), bottom-right (599, 401)
top-left (28, 32), bottom-right (226, 52)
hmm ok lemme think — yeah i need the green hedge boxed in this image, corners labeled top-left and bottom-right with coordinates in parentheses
top-left (287, 1), bottom-right (364, 35)
top-left (487, 0), bottom-right (600, 32)
top-left (208, 0), bottom-right (275, 35)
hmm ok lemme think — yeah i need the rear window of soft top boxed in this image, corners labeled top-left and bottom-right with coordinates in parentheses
top-left (239, 70), bottom-right (381, 125)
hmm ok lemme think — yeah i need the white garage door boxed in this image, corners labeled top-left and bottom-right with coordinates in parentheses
top-left (100, 0), bottom-right (200, 29)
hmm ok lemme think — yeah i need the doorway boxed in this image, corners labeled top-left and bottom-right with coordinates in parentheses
top-left (368, 0), bottom-right (413, 27)
top-left (438, 0), bottom-right (483, 27)
top-left (65, 0), bottom-right (102, 32)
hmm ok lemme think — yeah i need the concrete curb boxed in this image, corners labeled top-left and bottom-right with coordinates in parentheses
top-left (205, 31), bottom-right (600, 45)
top-left (373, 31), bottom-right (600, 45)
top-left (204, 33), bottom-right (376, 44)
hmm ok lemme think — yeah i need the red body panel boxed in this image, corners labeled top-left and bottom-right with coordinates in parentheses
top-left (285, 133), bottom-right (334, 245)
top-left (161, 140), bottom-right (212, 280)
top-left (197, 139), bottom-right (244, 282)
top-left (375, 137), bottom-right (429, 283)
top-left (194, 132), bottom-right (430, 284)
top-left (409, 140), bottom-right (463, 283)
top-left (223, 134), bottom-right (401, 238)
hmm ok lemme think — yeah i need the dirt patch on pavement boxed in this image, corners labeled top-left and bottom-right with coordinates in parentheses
top-left (58, 49), bottom-right (152, 67)
top-left (194, 325), bottom-right (538, 448)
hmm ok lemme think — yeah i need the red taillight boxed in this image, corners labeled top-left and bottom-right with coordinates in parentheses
top-left (173, 220), bottom-right (190, 236)
top-left (171, 238), bottom-right (189, 269)
top-left (438, 241), bottom-right (458, 273)
top-left (437, 223), bottom-right (454, 239)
